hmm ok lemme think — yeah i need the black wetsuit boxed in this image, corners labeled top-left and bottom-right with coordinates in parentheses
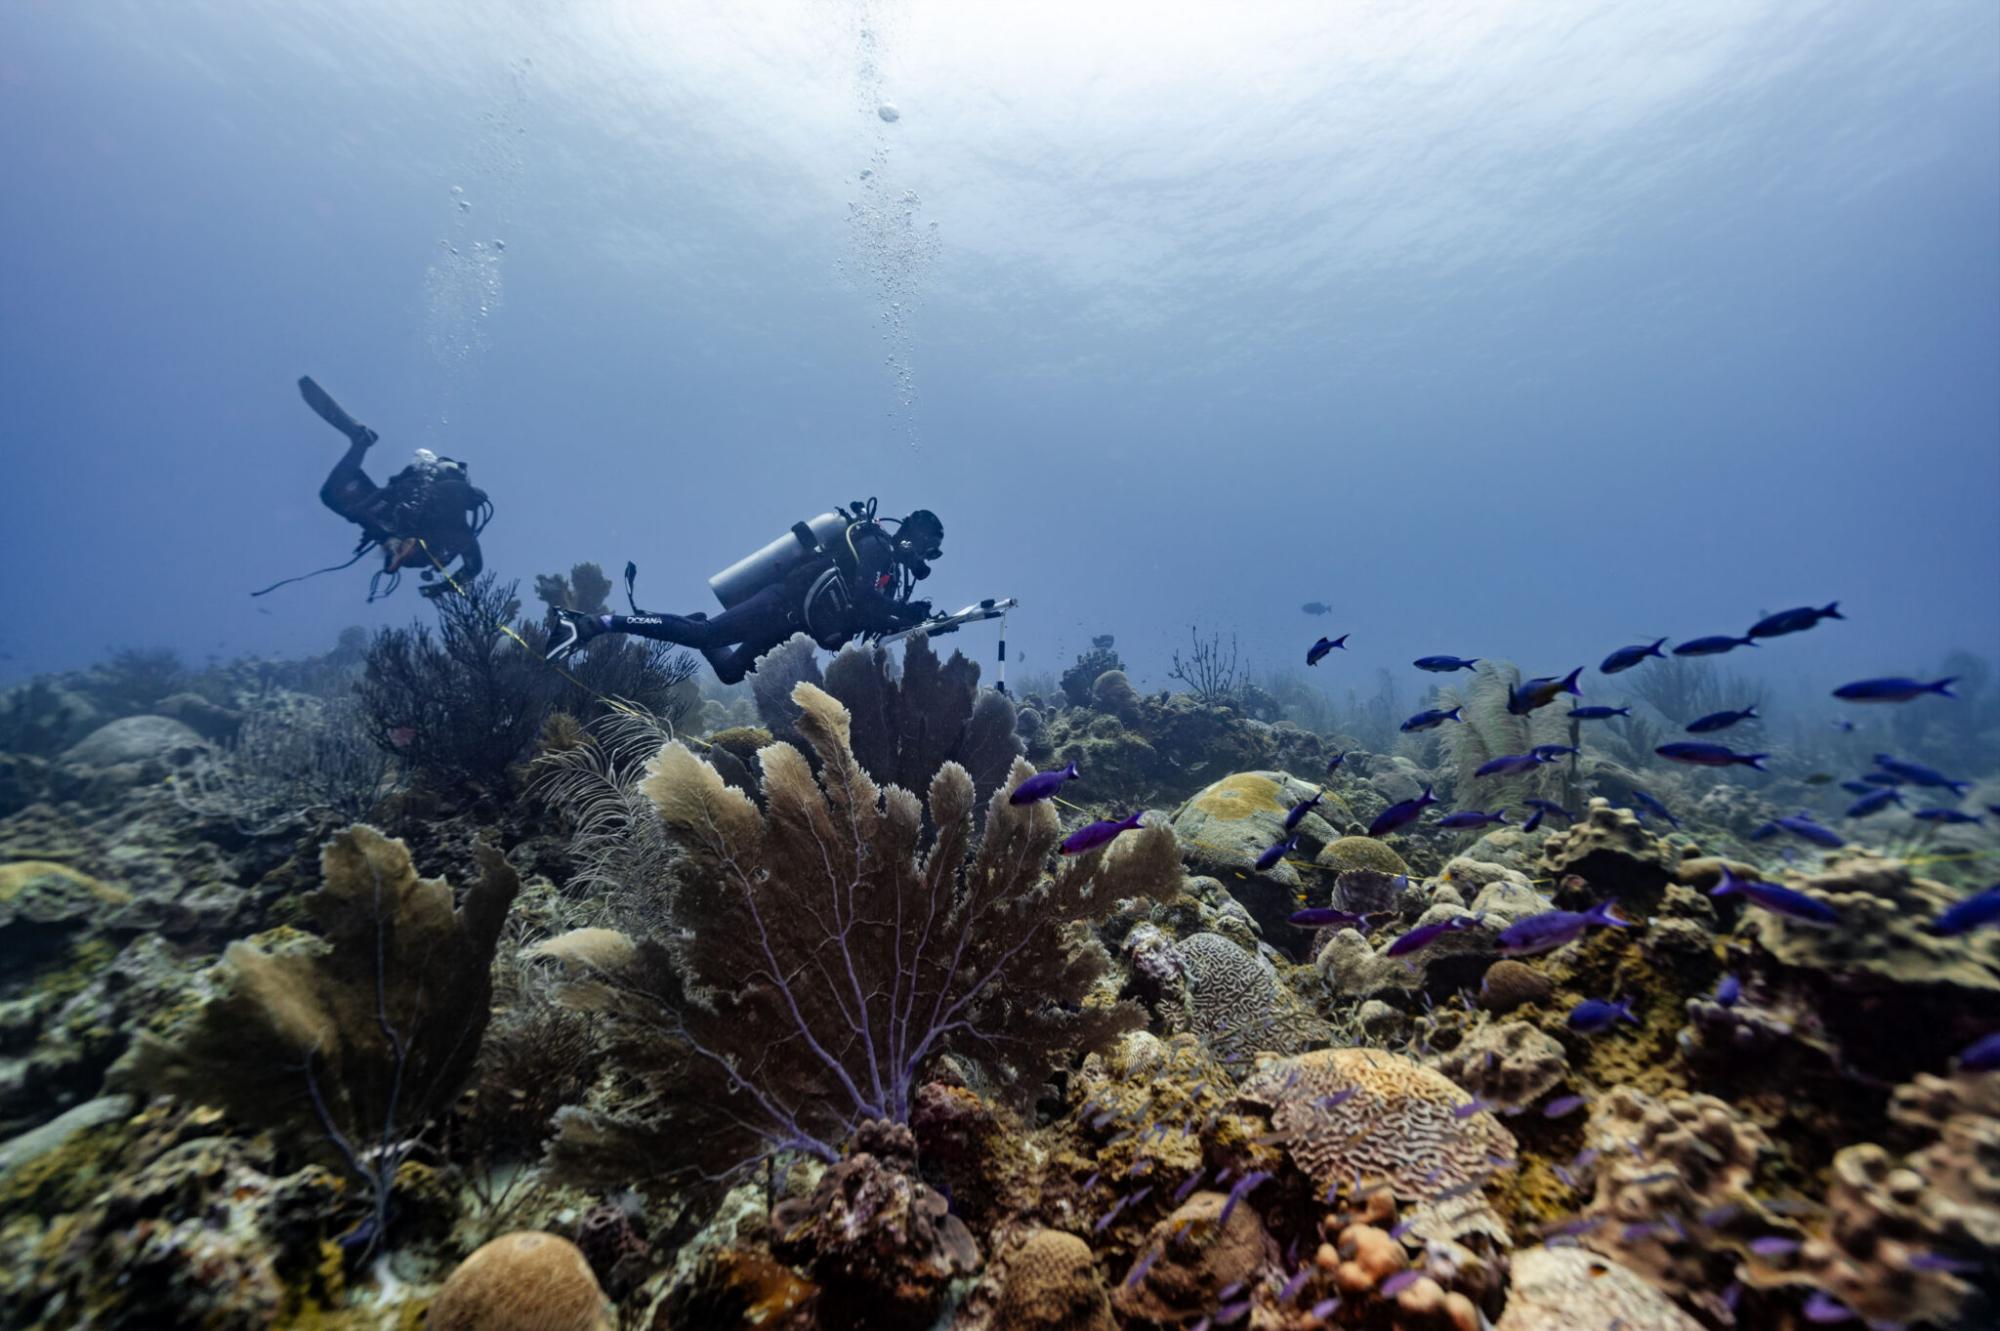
top-left (608, 522), bottom-right (925, 684)
top-left (320, 441), bottom-right (485, 584)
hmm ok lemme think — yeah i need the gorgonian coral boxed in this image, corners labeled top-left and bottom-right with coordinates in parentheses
top-left (534, 681), bottom-right (1182, 1187)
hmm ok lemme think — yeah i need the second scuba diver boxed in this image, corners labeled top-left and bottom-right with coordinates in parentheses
top-left (546, 500), bottom-right (943, 683)
top-left (299, 376), bottom-right (491, 600)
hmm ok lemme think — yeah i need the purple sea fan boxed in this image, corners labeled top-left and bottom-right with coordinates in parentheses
top-left (528, 681), bottom-right (1185, 1187)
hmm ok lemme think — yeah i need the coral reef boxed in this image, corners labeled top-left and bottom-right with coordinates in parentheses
top-left (1432, 1021), bottom-right (1568, 1111)
top-left (1494, 1247), bottom-right (1703, 1331)
top-left (1110, 1188), bottom-right (1278, 1326)
top-left (429, 1231), bottom-right (614, 1331)
top-left (1171, 931), bottom-right (1329, 1063)
top-left (992, 1230), bottom-right (1113, 1331)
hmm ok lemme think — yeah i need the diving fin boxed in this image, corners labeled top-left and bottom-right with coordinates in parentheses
top-left (298, 376), bottom-right (377, 446)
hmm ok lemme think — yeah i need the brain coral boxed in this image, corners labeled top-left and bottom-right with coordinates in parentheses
top-left (1494, 1248), bottom-right (1703, 1331)
top-left (1237, 1049), bottom-right (1516, 1244)
top-left (995, 1230), bottom-right (1114, 1331)
top-left (1175, 932), bottom-right (1326, 1060)
top-left (428, 1231), bottom-right (613, 1331)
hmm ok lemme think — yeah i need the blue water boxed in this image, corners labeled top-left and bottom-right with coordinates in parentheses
top-left (3, 0), bottom-right (1995, 701)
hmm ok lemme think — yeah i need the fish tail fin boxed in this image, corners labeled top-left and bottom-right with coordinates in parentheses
top-left (1745, 706), bottom-right (1758, 719)
top-left (1742, 637), bottom-right (1760, 647)
top-left (1562, 667), bottom-right (1583, 694)
top-left (1931, 677), bottom-right (1958, 697)
top-left (1648, 637), bottom-right (1668, 656)
top-left (1711, 870), bottom-right (1743, 898)
top-left (1746, 753), bottom-right (1770, 770)
top-left (1448, 707), bottom-right (1463, 721)
top-left (1823, 602), bottom-right (1842, 619)
top-left (1594, 901), bottom-right (1634, 927)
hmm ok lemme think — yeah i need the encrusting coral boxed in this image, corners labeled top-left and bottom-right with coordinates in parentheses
top-left (532, 681), bottom-right (1183, 1188)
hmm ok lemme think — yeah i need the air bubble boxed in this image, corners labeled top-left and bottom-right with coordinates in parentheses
top-left (877, 103), bottom-right (900, 123)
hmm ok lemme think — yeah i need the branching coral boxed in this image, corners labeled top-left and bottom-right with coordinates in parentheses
top-left (124, 825), bottom-right (519, 1253)
top-left (534, 682), bottom-right (1183, 1187)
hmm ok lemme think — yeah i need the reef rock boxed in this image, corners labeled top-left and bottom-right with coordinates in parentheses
top-left (1495, 1247), bottom-right (1702, 1331)
top-left (58, 715), bottom-right (206, 771)
top-left (1317, 835), bottom-right (1410, 879)
top-left (1169, 771), bottom-right (1342, 946)
top-left (1538, 800), bottom-right (1677, 909)
top-left (1238, 1048), bottom-right (1515, 1245)
top-left (1477, 960), bottom-right (1553, 1014)
top-left (1432, 1021), bottom-right (1567, 1111)
top-left (1111, 1188), bottom-right (1279, 1326)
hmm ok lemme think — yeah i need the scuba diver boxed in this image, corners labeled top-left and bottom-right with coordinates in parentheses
top-left (266, 376), bottom-right (491, 601)
top-left (546, 500), bottom-right (944, 684)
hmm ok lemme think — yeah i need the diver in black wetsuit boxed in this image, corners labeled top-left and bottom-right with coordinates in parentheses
top-left (546, 503), bottom-right (943, 684)
top-left (299, 376), bottom-right (490, 600)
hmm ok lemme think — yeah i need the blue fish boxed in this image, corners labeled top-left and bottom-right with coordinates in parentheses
top-left (1912, 808), bottom-right (1982, 825)
top-left (1496, 901), bottom-right (1632, 955)
top-left (1710, 866), bottom-right (1839, 925)
top-left (1009, 760), bottom-right (1080, 805)
top-left (1656, 742), bottom-right (1769, 770)
top-left (1933, 885), bottom-right (2000, 936)
top-left (1829, 719), bottom-right (1856, 732)
top-left (1715, 973), bottom-right (1741, 1007)
top-left (1522, 808), bottom-right (1546, 833)
top-left (1630, 789), bottom-right (1681, 829)
top-left (1367, 785), bottom-right (1438, 837)
top-left (1060, 811), bottom-right (1144, 856)
top-left (1254, 835), bottom-right (1299, 871)
top-left (1401, 706), bottom-right (1463, 732)
top-left (1748, 602), bottom-right (1843, 639)
top-left (1833, 676), bottom-right (1956, 703)
top-left (1958, 1031), bottom-right (2000, 1072)
top-left (1508, 667), bottom-right (1584, 716)
top-left (1673, 635), bottom-right (1757, 657)
top-left (1567, 996), bottom-right (1638, 1034)
top-left (1325, 750), bottom-right (1348, 774)
top-left (1306, 634), bottom-right (1349, 666)
top-left (1569, 705), bottom-right (1632, 720)
top-left (1838, 781), bottom-right (1875, 796)
top-left (1524, 798), bottom-right (1574, 821)
top-left (1775, 813), bottom-right (1844, 847)
top-left (1439, 809), bottom-right (1510, 830)
top-left (1687, 706), bottom-right (1758, 734)
top-left (1385, 913), bottom-right (1483, 957)
top-left (1748, 821), bottom-right (1782, 841)
top-left (1529, 744), bottom-right (1578, 762)
top-left (1861, 770), bottom-right (1906, 787)
top-left (1414, 655), bottom-right (1480, 672)
top-left (1601, 638), bottom-right (1668, 674)
top-left (1475, 753), bottom-right (1546, 777)
top-left (1283, 791), bottom-right (1324, 832)
top-left (1844, 788), bottom-right (1903, 819)
top-left (1872, 754), bottom-right (1969, 794)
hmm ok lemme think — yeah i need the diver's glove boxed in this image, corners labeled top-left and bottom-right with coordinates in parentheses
top-left (547, 608), bottom-right (607, 663)
top-left (418, 582), bottom-right (450, 601)
top-left (901, 599), bottom-right (934, 625)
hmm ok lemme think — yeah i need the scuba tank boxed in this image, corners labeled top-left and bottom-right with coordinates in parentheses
top-left (707, 501), bottom-right (874, 610)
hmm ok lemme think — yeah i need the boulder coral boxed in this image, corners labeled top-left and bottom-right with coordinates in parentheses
top-left (1494, 1247), bottom-right (1703, 1331)
top-left (993, 1229), bottom-right (1114, 1331)
top-left (428, 1231), bottom-right (614, 1331)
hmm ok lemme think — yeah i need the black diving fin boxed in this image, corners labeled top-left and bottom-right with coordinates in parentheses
top-left (298, 376), bottom-right (377, 446)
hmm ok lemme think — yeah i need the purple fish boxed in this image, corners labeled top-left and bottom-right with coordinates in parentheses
top-left (1530, 744), bottom-right (1578, 761)
top-left (1475, 753), bottom-right (1547, 777)
top-left (1775, 813), bottom-right (1844, 848)
top-left (1543, 1094), bottom-right (1588, 1118)
top-left (1933, 885), bottom-right (2000, 936)
top-left (1216, 1170), bottom-right (1270, 1226)
top-left (1749, 820), bottom-right (1782, 841)
top-left (1845, 787), bottom-right (1903, 819)
top-left (1313, 1089), bottom-right (1359, 1110)
top-left (1009, 760), bottom-right (1079, 805)
top-left (1524, 798), bottom-right (1574, 821)
top-left (1710, 866), bottom-right (1840, 926)
top-left (1326, 751), bottom-right (1348, 773)
top-left (1567, 995), bottom-right (1638, 1034)
top-left (1378, 1270), bottom-right (1424, 1298)
top-left (1509, 667), bottom-right (1585, 715)
top-left (1872, 754), bottom-right (1970, 794)
top-left (1748, 1236), bottom-right (1801, 1258)
top-left (1630, 788), bottom-right (1681, 829)
top-left (1289, 907), bottom-right (1381, 932)
top-left (1958, 1031), bottom-right (2000, 1071)
top-left (1172, 1169), bottom-right (1206, 1204)
top-left (1283, 790), bottom-right (1325, 831)
top-left (1830, 718), bottom-right (1856, 732)
top-left (1254, 835), bottom-right (1299, 872)
top-left (1834, 676), bottom-right (1956, 703)
top-left (1400, 706), bottom-right (1463, 732)
top-left (1570, 704), bottom-right (1632, 719)
top-left (1309, 1299), bottom-right (1340, 1319)
top-left (1060, 810), bottom-right (1144, 855)
top-left (1687, 706), bottom-right (1758, 733)
top-left (1601, 638), bottom-right (1668, 674)
top-left (1306, 633), bottom-right (1349, 666)
top-left (1368, 784), bottom-right (1438, 837)
top-left (1656, 741), bottom-right (1769, 770)
top-left (1912, 808), bottom-right (1982, 825)
top-left (1801, 1291), bottom-right (1855, 1323)
top-left (1452, 1095), bottom-right (1497, 1119)
top-left (1495, 900), bottom-right (1632, 955)
top-left (1673, 634), bottom-right (1757, 657)
top-left (1439, 808), bottom-right (1511, 829)
top-left (1749, 602), bottom-right (1842, 638)
top-left (1123, 1245), bottom-right (1162, 1288)
top-left (1715, 973), bottom-right (1741, 1007)
top-left (1278, 1265), bottom-right (1312, 1302)
top-left (1414, 655), bottom-right (1479, 672)
top-left (1522, 807), bottom-right (1546, 833)
top-left (1908, 1250), bottom-right (1983, 1274)
top-left (1386, 913), bottom-right (1482, 957)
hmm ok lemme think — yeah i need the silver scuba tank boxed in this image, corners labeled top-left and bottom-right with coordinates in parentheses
top-left (707, 511), bottom-right (852, 610)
